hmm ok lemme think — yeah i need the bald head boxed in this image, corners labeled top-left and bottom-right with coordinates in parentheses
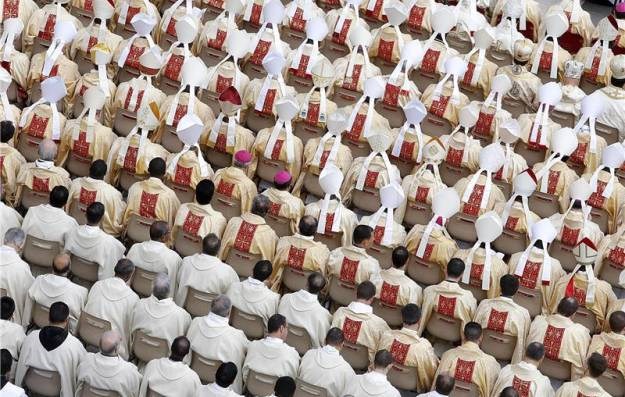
top-left (149, 221), bottom-right (169, 242)
top-left (99, 331), bottom-right (121, 356)
top-left (557, 297), bottom-right (579, 317)
top-left (39, 139), bottom-right (57, 161)
top-left (170, 336), bottom-right (190, 361)
top-left (53, 253), bottom-right (71, 276)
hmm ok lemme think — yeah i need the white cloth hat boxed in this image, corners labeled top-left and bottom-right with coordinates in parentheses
top-left (461, 143), bottom-right (505, 210)
top-left (262, 50), bottom-right (286, 74)
top-left (317, 163), bottom-right (345, 233)
top-left (536, 127), bottom-right (578, 193)
top-left (514, 218), bottom-right (557, 284)
top-left (404, 100), bottom-right (427, 125)
top-left (588, 142), bottom-right (625, 202)
top-left (131, 13), bottom-right (157, 35)
top-left (93, 0), bottom-right (115, 20)
top-left (462, 211), bottom-right (503, 290)
top-left (166, 113), bottom-right (211, 177)
top-left (500, 168), bottom-right (538, 230)
top-left (432, 56), bottom-right (467, 104)
top-left (572, 92), bottom-right (605, 154)
top-left (139, 47), bottom-right (163, 75)
top-left (306, 16), bottom-right (328, 41)
top-left (416, 187), bottom-right (460, 258)
top-left (610, 55), bottom-right (625, 79)
top-left (368, 182), bottom-right (405, 245)
top-left (528, 82), bottom-right (562, 146)
top-left (384, 1), bottom-right (408, 26)
top-left (262, 0), bottom-right (286, 24)
top-left (349, 24), bottom-right (372, 49)
top-left (276, 96), bottom-right (299, 121)
top-left (530, 10), bottom-right (568, 79)
top-left (498, 118), bottom-right (521, 144)
top-left (175, 15), bottom-right (198, 44)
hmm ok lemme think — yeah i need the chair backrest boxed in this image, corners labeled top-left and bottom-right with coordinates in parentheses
top-left (113, 108), bottom-right (138, 137)
top-left (403, 201), bottom-right (433, 229)
top-left (23, 234), bottom-right (60, 269)
top-left (203, 146), bottom-right (233, 170)
top-left (321, 39), bottom-right (351, 63)
top-left (340, 341), bottom-right (370, 372)
top-left (132, 330), bottom-right (169, 364)
top-left (286, 324), bottom-right (313, 356)
top-left (513, 286), bottom-right (543, 319)
top-left (78, 311), bottom-right (112, 348)
top-left (212, 192), bottom-right (243, 220)
top-left (367, 244), bottom-right (393, 270)
top-left (528, 191), bottom-right (560, 219)
top-left (374, 101), bottom-right (407, 129)
top-left (266, 213), bottom-right (293, 238)
top-left (246, 109), bottom-right (277, 134)
top-left (226, 249), bottom-right (263, 279)
top-left (294, 379), bottom-right (329, 397)
top-left (166, 180), bottom-right (195, 204)
top-left (493, 179), bottom-right (512, 200)
top-left (126, 214), bottom-right (155, 243)
top-left (80, 382), bottom-right (121, 397)
top-left (145, 387), bottom-right (166, 397)
top-left (595, 122), bottom-right (619, 145)
top-left (372, 299), bottom-right (403, 329)
top-left (414, 70), bottom-right (439, 94)
top-left (550, 109), bottom-right (577, 129)
top-left (421, 113), bottom-right (454, 137)
top-left (450, 379), bottom-right (480, 397)
top-left (352, 187), bottom-right (382, 214)
top-left (282, 266), bottom-right (312, 293)
top-left (230, 307), bottom-right (265, 340)
top-left (447, 213), bottom-right (478, 243)
top-left (16, 133), bottom-right (43, 164)
top-left (539, 356), bottom-right (571, 381)
top-left (199, 46), bottom-right (228, 69)
top-left (130, 267), bottom-right (158, 298)
top-left (331, 85), bottom-right (362, 109)
top-left (23, 367), bottom-right (62, 397)
top-left (256, 157), bottom-right (288, 185)
top-left (486, 48), bottom-right (513, 68)
top-left (294, 121), bottom-right (326, 148)
top-left (589, 207), bottom-right (609, 234)
top-left (501, 95), bottom-right (528, 120)
top-left (480, 329), bottom-right (517, 362)
top-left (598, 367), bottom-right (625, 397)
top-left (183, 288), bottom-right (217, 318)
top-left (328, 277), bottom-right (357, 307)
top-left (388, 363), bottom-right (419, 392)
top-left (598, 259), bottom-right (623, 289)
top-left (32, 302), bottom-right (50, 329)
top-left (66, 152), bottom-right (92, 178)
top-left (405, 255), bottom-right (444, 286)
top-left (548, 240), bottom-right (576, 272)
top-left (314, 231), bottom-right (343, 251)
top-left (68, 198), bottom-right (89, 225)
top-left (173, 230), bottom-right (203, 258)
top-left (70, 254), bottom-right (100, 283)
top-left (425, 312), bottom-right (462, 342)
top-left (572, 306), bottom-right (597, 333)
top-left (460, 282), bottom-right (487, 303)
top-left (514, 141), bottom-right (547, 168)
top-left (440, 162), bottom-right (473, 188)
top-left (118, 168), bottom-right (147, 193)
top-left (190, 351), bottom-right (222, 385)
top-left (246, 369), bottom-right (279, 397)
top-left (492, 229), bottom-right (527, 256)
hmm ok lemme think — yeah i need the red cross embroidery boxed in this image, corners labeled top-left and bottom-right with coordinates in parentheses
top-left (173, 165), bottom-right (193, 186)
top-left (233, 221), bottom-right (258, 252)
top-left (250, 39), bottom-right (271, 65)
top-left (32, 176), bottom-right (49, 192)
top-left (164, 54), bottom-right (185, 81)
top-left (608, 246), bottom-right (625, 268)
top-left (38, 14), bottom-right (56, 41)
top-left (215, 75), bottom-right (232, 95)
top-left (518, 260), bottom-right (541, 289)
top-left (543, 325), bottom-right (565, 360)
top-left (445, 147), bottom-right (464, 167)
top-left (289, 7), bottom-right (306, 31)
top-left (505, 216), bottom-right (519, 231)
top-left (28, 115), bottom-right (49, 138)
top-left (377, 39), bottom-right (394, 62)
top-left (342, 64), bottom-right (362, 91)
top-left (407, 6), bottom-right (426, 29)
top-left (259, 88), bottom-right (277, 115)
top-left (3, 0), bottom-right (19, 18)
top-left (270, 139), bottom-right (284, 161)
top-left (473, 111), bottom-right (495, 137)
top-left (332, 19), bottom-right (351, 45)
top-left (454, 359), bottom-right (476, 383)
top-left (72, 131), bottom-right (90, 158)
top-left (139, 191), bottom-right (158, 218)
top-left (602, 345), bottom-right (622, 370)
top-left (390, 339), bottom-right (410, 365)
top-left (421, 48), bottom-right (441, 74)
top-left (588, 180), bottom-right (607, 209)
top-left (546, 170), bottom-right (560, 195)
top-left (462, 184), bottom-right (485, 216)
top-left (560, 226), bottom-right (580, 247)
top-left (291, 54), bottom-right (311, 78)
top-left (429, 95), bottom-right (450, 118)
top-left (512, 376), bottom-right (532, 397)
top-left (342, 317), bottom-right (362, 343)
top-left (208, 29), bottom-right (227, 50)
top-left (182, 211), bottom-right (204, 235)
top-left (339, 257), bottom-right (359, 283)
top-left (380, 281), bottom-right (400, 305)
top-left (437, 295), bottom-right (456, 317)
top-left (123, 146), bottom-right (138, 172)
top-left (287, 246), bottom-right (306, 270)
top-left (216, 179), bottom-right (235, 196)
top-left (487, 308), bottom-right (509, 333)
top-left (305, 103), bottom-right (320, 125)
top-left (462, 62), bottom-right (477, 86)
top-left (415, 186), bottom-right (429, 203)
top-left (79, 187), bottom-right (96, 205)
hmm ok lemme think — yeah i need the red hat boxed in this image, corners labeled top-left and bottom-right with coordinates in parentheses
top-left (234, 150), bottom-right (252, 164)
top-left (219, 86), bottom-right (242, 115)
top-left (274, 170), bottom-right (291, 185)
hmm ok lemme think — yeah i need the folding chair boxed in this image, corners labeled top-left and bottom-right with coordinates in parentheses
top-left (367, 243), bottom-right (393, 270)
top-left (201, 89), bottom-right (221, 116)
top-left (126, 214), bottom-right (155, 243)
top-left (303, 172), bottom-right (325, 198)
top-left (372, 299), bottom-right (403, 328)
top-left (550, 109), bottom-right (576, 129)
top-left (486, 47), bottom-right (513, 68)
top-left (572, 306), bottom-right (597, 333)
top-left (256, 157), bottom-right (287, 184)
top-left (293, 122), bottom-right (326, 147)
top-left (16, 132), bottom-right (43, 163)
top-left (549, 240), bottom-right (576, 272)
top-left (286, 72), bottom-right (314, 94)
top-left (79, 383), bottom-right (121, 397)
top-left (242, 61), bottom-right (267, 81)
top-left (203, 147), bottom-right (233, 170)
top-left (23, 367), bottom-right (62, 397)
top-left (451, 380), bottom-right (480, 397)
top-left (331, 86), bottom-right (362, 108)
top-left (528, 191), bottom-right (559, 218)
top-left (421, 112), bottom-right (454, 137)
top-left (447, 213), bottom-right (478, 243)
top-left (211, 193), bottom-right (243, 219)
top-left (425, 312), bottom-right (462, 342)
top-left (352, 187), bottom-right (382, 213)
top-left (31, 302), bottom-right (50, 329)
top-left (118, 169), bottom-right (147, 192)
top-left (513, 286), bottom-right (542, 318)
top-left (294, 379), bottom-right (329, 397)
top-left (166, 181), bottom-right (195, 204)
top-left (492, 229), bottom-right (527, 256)
top-left (405, 255), bottom-right (443, 286)
top-left (460, 281), bottom-right (487, 302)
top-left (266, 213), bottom-right (292, 237)
top-left (598, 368), bottom-right (625, 397)
top-left (388, 363), bottom-right (419, 391)
top-left (160, 127), bottom-right (185, 153)
top-left (480, 329), bottom-right (517, 362)
top-left (130, 267), bottom-right (158, 298)
top-left (77, 311), bottom-right (112, 348)
top-left (501, 96), bottom-right (529, 120)
top-left (459, 83), bottom-right (484, 103)
top-left (514, 141), bottom-right (547, 168)
top-left (230, 307), bottom-right (265, 340)
top-left (174, 230), bottom-right (203, 258)
top-left (23, 235), bottom-right (60, 269)
top-left (246, 370), bottom-right (279, 397)
top-left (69, 5), bottom-right (94, 26)
top-left (225, 249), bottom-right (262, 279)
top-left (328, 276), bottom-right (356, 307)
top-left (282, 266), bottom-right (312, 292)
top-left (341, 136), bottom-right (371, 159)
top-left (439, 162), bottom-right (472, 187)
top-left (589, 207), bottom-right (610, 234)
top-left (403, 201), bottom-right (432, 229)
top-left (66, 151), bottom-right (92, 178)
top-left (31, 37), bottom-right (52, 60)
top-left (374, 101), bottom-right (406, 129)
top-left (598, 259), bottom-right (623, 289)
top-left (199, 46), bottom-right (228, 68)
top-left (340, 341), bottom-right (370, 372)
top-left (132, 331), bottom-right (169, 363)
top-left (183, 288), bottom-right (217, 318)
top-left (412, 69), bottom-right (438, 93)
top-left (190, 352), bottom-right (221, 385)
top-left (320, 39), bottom-right (350, 61)
top-left (493, 179), bottom-right (512, 200)
top-left (539, 357), bottom-right (571, 381)
top-left (446, 31), bottom-right (473, 54)
top-left (314, 231), bottom-right (343, 251)
top-left (286, 324), bottom-right (313, 356)
top-left (70, 254), bottom-right (100, 286)
top-left (19, 186), bottom-right (49, 210)
top-left (389, 155), bottom-right (416, 179)
top-left (281, 27), bottom-right (307, 49)
top-left (112, 108), bottom-right (137, 137)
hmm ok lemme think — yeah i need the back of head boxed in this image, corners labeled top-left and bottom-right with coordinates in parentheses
top-left (356, 281), bottom-right (376, 301)
top-left (609, 311), bottom-right (625, 333)
top-left (463, 322), bottom-right (482, 342)
top-left (170, 336), bottom-right (190, 361)
top-left (499, 386), bottom-right (519, 397)
top-left (195, 179), bottom-right (215, 205)
top-left (3, 227), bottom-right (25, 248)
top-left (307, 272), bottom-right (326, 294)
top-left (353, 225), bottom-right (373, 246)
top-left (152, 273), bottom-right (171, 300)
top-left (114, 258), bottom-right (135, 281)
top-left (215, 362), bottom-right (238, 388)
top-left (401, 303), bottom-right (421, 326)
top-left (89, 160), bottom-right (107, 180)
top-left (525, 342), bottom-right (545, 361)
top-left (298, 215), bottom-right (317, 237)
top-left (210, 295), bottom-right (231, 318)
top-left (274, 376), bottom-right (296, 397)
top-left (373, 350), bottom-right (393, 369)
top-left (0, 120), bottom-right (15, 143)
top-left (252, 260), bottom-right (272, 282)
top-left (49, 185), bottom-right (69, 208)
top-left (99, 330), bottom-right (121, 356)
top-left (267, 313), bottom-right (287, 334)
top-left (49, 301), bottom-right (69, 325)
top-left (86, 202), bottom-right (105, 225)
top-left (435, 374), bottom-right (455, 395)
top-left (149, 221), bottom-right (169, 241)
top-left (447, 258), bottom-right (465, 279)
top-left (39, 139), bottom-right (57, 161)
top-left (392, 246), bottom-right (409, 268)
top-left (202, 233), bottom-right (221, 256)
top-left (0, 349), bottom-right (11, 377)
top-left (500, 274), bottom-right (520, 297)
top-left (53, 253), bottom-right (71, 276)
top-left (251, 194), bottom-right (270, 217)
top-left (557, 297), bottom-right (579, 317)
top-left (0, 297), bottom-right (15, 321)
top-left (587, 352), bottom-right (608, 378)
top-left (148, 157), bottom-right (166, 178)
top-left (325, 327), bottom-right (345, 347)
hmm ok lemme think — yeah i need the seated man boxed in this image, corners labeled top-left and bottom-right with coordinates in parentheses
top-left (83, 259), bottom-right (140, 360)
top-left (278, 272), bottom-right (331, 348)
top-left (491, 342), bottom-right (555, 397)
top-left (219, 195), bottom-right (279, 263)
top-left (15, 302), bottom-right (86, 397)
top-left (126, 221), bottom-right (182, 296)
top-left (418, 259), bottom-right (478, 337)
top-left (526, 297), bottom-right (592, 379)
top-left (23, 253), bottom-right (88, 333)
top-left (434, 322), bottom-right (501, 397)
top-left (1, 349), bottom-right (26, 396)
top-left (123, 157), bottom-right (181, 227)
top-left (586, 311), bottom-right (625, 385)
top-left (332, 281), bottom-right (390, 364)
top-left (14, 139), bottom-right (71, 208)
top-left (473, 275), bottom-right (532, 363)
top-left (186, 295), bottom-right (249, 394)
top-left (199, 362), bottom-right (242, 397)
top-left (377, 304), bottom-right (439, 393)
top-left (139, 336), bottom-right (201, 397)
top-left (21, 186), bottom-right (77, 248)
top-left (75, 331), bottom-right (142, 397)
top-left (242, 314), bottom-right (300, 382)
top-left (326, 225), bottom-right (381, 286)
top-left (555, 353), bottom-right (611, 397)
top-left (0, 297), bottom-right (26, 373)
top-left (172, 179), bottom-right (227, 242)
top-left (374, 246), bottom-right (423, 307)
top-left (130, 273), bottom-right (191, 357)
top-left (341, 350), bottom-right (400, 397)
top-left (227, 260), bottom-right (280, 327)
top-left (212, 150), bottom-right (258, 215)
top-left (64, 202), bottom-right (126, 280)
top-left (67, 160), bottom-right (126, 236)
top-left (261, 171), bottom-right (305, 235)
top-left (0, 201), bottom-right (22, 242)
top-left (0, 121), bottom-right (26, 205)
top-left (174, 234), bottom-right (239, 307)
top-left (297, 328), bottom-right (355, 397)
top-left (0, 228), bottom-right (34, 324)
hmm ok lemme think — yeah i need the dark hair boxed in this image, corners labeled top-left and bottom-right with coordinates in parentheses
top-left (89, 160), bottom-right (107, 180)
top-left (435, 374), bottom-right (455, 395)
top-left (0, 297), bottom-right (15, 321)
top-left (252, 260), bottom-right (272, 282)
top-left (202, 233), bottom-right (221, 256)
top-left (500, 274), bottom-right (520, 297)
top-left (325, 327), bottom-right (345, 346)
top-left (588, 352), bottom-right (608, 378)
top-left (148, 157), bottom-right (166, 177)
top-left (49, 301), bottom-right (70, 324)
top-left (114, 258), bottom-right (135, 280)
top-left (86, 202), bottom-right (105, 225)
top-left (356, 281), bottom-right (376, 300)
top-left (215, 362), bottom-right (238, 388)
top-left (392, 246), bottom-right (409, 268)
top-left (170, 336), bottom-right (191, 361)
top-left (0, 121), bottom-right (15, 143)
top-left (274, 178), bottom-right (291, 191)
top-left (49, 186), bottom-right (69, 208)
top-left (307, 272), bottom-right (326, 294)
top-left (267, 314), bottom-right (287, 334)
top-left (463, 322), bottom-right (482, 342)
top-left (374, 350), bottom-right (393, 368)
top-left (611, 77), bottom-right (625, 89)
top-left (195, 179), bottom-right (215, 205)
top-left (609, 311), bottom-right (625, 333)
top-left (447, 258), bottom-right (465, 278)
top-left (149, 221), bottom-right (169, 241)
top-left (251, 195), bottom-right (270, 217)
top-left (499, 386), bottom-right (519, 397)
top-left (557, 297), bottom-right (579, 317)
top-left (298, 216), bottom-right (317, 237)
top-left (525, 342), bottom-right (545, 361)
top-left (274, 376), bottom-right (296, 397)
top-left (401, 303), bottom-right (421, 326)
top-left (0, 349), bottom-right (12, 377)
top-left (353, 225), bottom-right (373, 245)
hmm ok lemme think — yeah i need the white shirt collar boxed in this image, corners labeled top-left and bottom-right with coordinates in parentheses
top-left (264, 336), bottom-right (284, 345)
top-left (321, 345), bottom-right (339, 355)
top-left (204, 312), bottom-right (229, 327)
top-left (365, 371), bottom-right (388, 383)
top-left (348, 301), bottom-right (373, 314)
top-left (0, 245), bottom-right (16, 254)
top-left (295, 289), bottom-right (317, 301)
top-left (35, 159), bottom-right (54, 169)
top-left (246, 277), bottom-right (264, 286)
top-left (295, 233), bottom-right (315, 241)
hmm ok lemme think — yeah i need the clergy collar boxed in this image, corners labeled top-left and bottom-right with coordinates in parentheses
top-left (0, 245), bottom-right (16, 254)
top-left (518, 360), bottom-right (538, 370)
top-left (462, 341), bottom-right (481, 351)
top-left (208, 383), bottom-right (231, 393)
top-left (83, 225), bottom-right (101, 234)
top-left (322, 345), bottom-right (340, 355)
top-left (204, 312), bottom-right (229, 326)
top-left (264, 336), bottom-right (284, 345)
top-left (245, 277), bottom-right (264, 286)
top-left (348, 301), bottom-right (373, 314)
top-left (349, 245), bottom-right (367, 254)
top-left (35, 159), bottom-right (54, 169)
top-left (365, 371), bottom-right (388, 383)
top-left (498, 296), bottom-right (514, 303)
top-left (295, 233), bottom-right (314, 241)
top-left (295, 289), bottom-right (317, 301)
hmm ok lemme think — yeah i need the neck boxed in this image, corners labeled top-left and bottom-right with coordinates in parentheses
top-left (169, 355), bottom-right (183, 362)
top-left (267, 332), bottom-right (282, 340)
top-left (356, 299), bottom-right (370, 306)
top-left (524, 358), bottom-right (540, 367)
top-left (87, 222), bottom-right (99, 227)
top-left (403, 323), bottom-right (419, 331)
top-left (445, 277), bottom-right (460, 283)
top-left (101, 351), bottom-right (117, 357)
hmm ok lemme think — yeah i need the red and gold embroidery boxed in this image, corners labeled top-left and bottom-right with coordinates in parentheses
top-left (173, 165), bottom-right (193, 186)
top-left (373, 225), bottom-right (385, 245)
top-left (344, 113), bottom-right (367, 142)
top-left (380, 281), bottom-right (400, 305)
top-left (339, 257), bottom-right (359, 283)
top-left (377, 39), bottom-right (395, 62)
top-left (32, 176), bottom-right (49, 192)
top-left (182, 212), bottom-right (204, 235)
top-left (560, 226), bottom-right (580, 247)
top-left (468, 263), bottom-right (484, 287)
top-left (588, 180), bottom-right (607, 208)
top-left (332, 18), bottom-right (352, 45)
top-left (390, 339), bottom-right (410, 365)
top-left (164, 54), bottom-right (185, 81)
top-left (415, 186), bottom-right (429, 203)
top-left (287, 246), bottom-right (306, 270)
top-left (487, 308), bottom-right (509, 333)
top-left (437, 295), bottom-right (456, 317)
top-left (172, 104), bottom-right (188, 127)
top-left (248, 2), bottom-right (262, 25)
top-left (290, 54), bottom-right (311, 78)
top-left (124, 6), bottom-right (141, 25)
top-left (342, 64), bottom-right (362, 91)
top-left (123, 146), bottom-right (138, 172)
top-left (38, 14), bottom-right (56, 41)
top-left (216, 179), bottom-right (235, 196)
top-left (421, 48), bottom-right (441, 74)
top-left (342, 317), bottom-right (362, 343)
top-left (505, 216), bottom-right (519, 231)
top-left (538, 51), bottom-right (553, 72)
top-left (125, 44), bottom-right (145, 70)
top-left (511, 376), bottom-right (532, 397)
top-left (289, 7), bottom-right (306, 31)
top-left (215, 75), bottom-right (232, 95)
top-left (270, 139), bottom-right (284, 161)
top-left (233, 221), bottom-right (258, 252)
top-left (407, 6), bottom-right (426, 29)
top-left (462, 184), bottom-right (485, 216)
top-left (445, 147), bottom-right (464, 167)
top-left (543, 325), bottom-right (565, 360)
top-left (138, 191), bottom-right (158, 218)
top-left (364, 171), bottom-right (379, 189)
top-left (583, 55), bottom-right (601, 82)
top-left (268, 201), bottom-right (281, 216)
top-left (518, 260), bottom-right (541, 289)
top-left (72, 131), bottom-right (90, 158)
top-left (208, 29), bottom-right (227, 49)
top-left (429, 95), bottom-right (450, 118)
top-left (79, 187), bottom-right (96, 205)
top-left (569, 142), bottom-right (588, 165)
top-left (602, 345), bottom-right (622, 370)
top-left (259, 88), bottom-right (277, 115)
top-left (454, 359), bottom-right (476, 382)
top-left (421, 243), bottom-right (434, 261)
top-left (323, 212), bottom-right (336, 235)
top-left (123, 87), bottom-right (145, 112)
top-left (28, 115), bottom-right (49, 138)
top-left (546, 170), bottom-right (560, 195)
top-left (250, 39), bottom-right (271, 65)
top-left (305, 103), bottom-right (320, 125)
top-left (608, 246), bottom-right (625, 267)
top-left (462, 62), bottom-right (476, 86)
top-left (473, 112), bottom-right (495, 137)
top-left (2, 0), bottom-right (19, 19)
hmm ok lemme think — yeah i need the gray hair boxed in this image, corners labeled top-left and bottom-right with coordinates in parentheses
top-left (38, 139), bottom-right (57, 161)
top-left (152, 273), bottom-right (171, 300)
top-left (99, 330), bottom-right (121, 355)
top-left (3, 228), bottom-right (25, 248)
top-left (210, 295), bottom-right (232, 318)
